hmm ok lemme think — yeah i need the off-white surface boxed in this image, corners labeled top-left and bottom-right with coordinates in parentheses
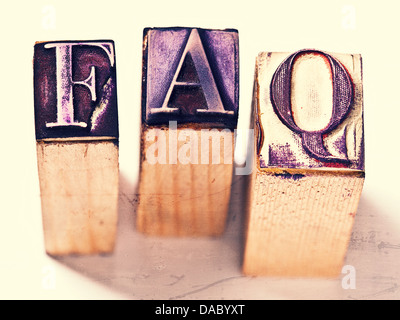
top-left (1, 0), bottom-right (400, 300)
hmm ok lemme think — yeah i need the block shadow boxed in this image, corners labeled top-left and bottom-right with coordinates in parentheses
top-left (51, 165), bottom-right (254, 299)
top-left (51, 168), bottom-right (400, 299)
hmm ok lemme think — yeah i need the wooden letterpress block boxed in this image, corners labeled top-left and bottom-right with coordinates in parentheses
top-left (138, 27), bottom-right (239, 236)
top-left (34, 41), bottom-right (119, 255)
top-left (243, 50), bottom-right (364, 277)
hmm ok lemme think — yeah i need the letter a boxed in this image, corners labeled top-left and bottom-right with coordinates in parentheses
top-left (341, 265), bottom-right (356, 289)
top-left (154, 29), bottom-right (233, 115)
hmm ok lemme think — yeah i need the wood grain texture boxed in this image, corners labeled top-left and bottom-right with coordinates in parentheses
top-left (243, 169), bottom-right (364, 277)
top-left (36, 140), bottom-right (119, 255)
top-left (137, 127), bottom-right (233, 236)
top-left (243, 50), bottom-right (365, 277)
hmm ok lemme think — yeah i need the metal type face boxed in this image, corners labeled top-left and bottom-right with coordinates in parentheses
top-left (142, 27), bottom-right (239, 128)
top-left (256, 49), bottom-right (364, 171)
top-left (34, 40), bottom-right (118, 140)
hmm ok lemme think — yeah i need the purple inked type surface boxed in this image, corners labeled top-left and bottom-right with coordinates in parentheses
top-left (142, 27), bottom-right (239, 127)
top-left (270, 50), bottom-right (353, 163)
top-left (257, 49), bottom-right (364, 171)
top-left (34, 40), bottom-right (118, 140)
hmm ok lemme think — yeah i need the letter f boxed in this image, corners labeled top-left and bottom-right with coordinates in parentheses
top-left (45, 42), bottom-right (114, 128)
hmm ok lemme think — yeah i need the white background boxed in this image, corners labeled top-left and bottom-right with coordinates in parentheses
top-left (1, 0), bottom-right (400, 300)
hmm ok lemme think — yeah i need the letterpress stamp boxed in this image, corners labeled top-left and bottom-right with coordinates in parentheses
top-left (142, 27), bottom-right (238, 127)
top-left (34, 41), bottom-right (118, 139)
top-left (34, 40), bottom-right (119, 255)
top-left (243, 49), bottom-right (365, 277)
top-left (138, 27), bottom-right (239, 236)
